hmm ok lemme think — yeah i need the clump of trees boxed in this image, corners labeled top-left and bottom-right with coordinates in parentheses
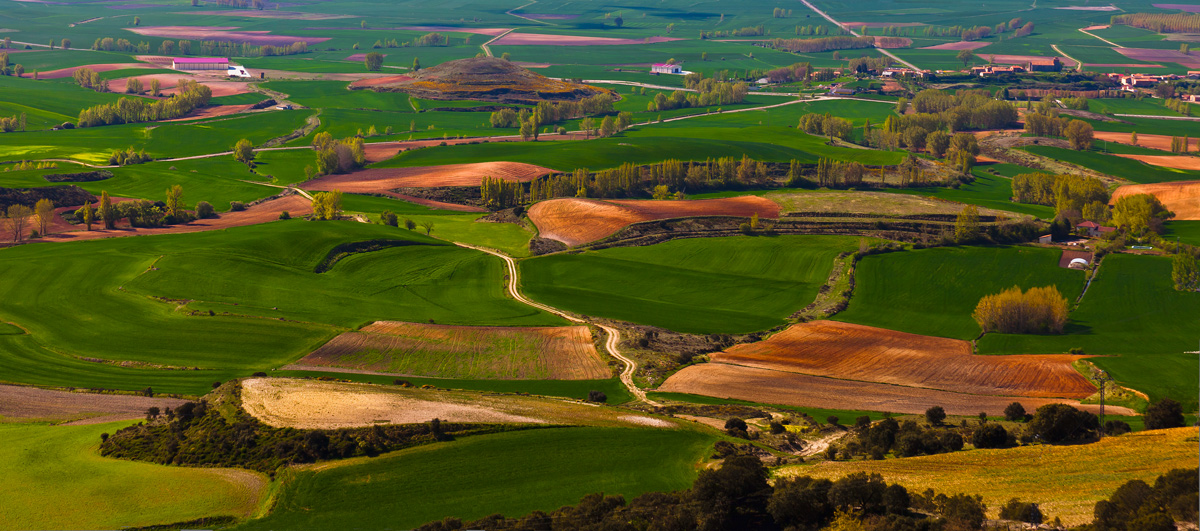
top-left (1111, 193), bottom-right (1174, 235)
top-left (1093, 468), bottom-right (1198, 530)
top-left (480, 177), bottom-right (523, 210)
top-left (973, 285), bottom-right (1069, 334)
top-left (198, 40), bottom-right (308, 57)
top-left (648, 78), bottom-right (748, 111)
top-left (413, 32), bottom-right (448, 47)
top-left (490, 94), bottom-right (616, 129)
top-left (364, 52), bottom-right (384, 71)
top-left (1011, 172), bottom-right (1109, 218)
top-left (832, 416), bottom-right (964, 460)
top-left (700, 25), bottom-right (766, 39)
top-left (1172, 252), bottom-right (1199, 291)
top-left (310, 190), bottom-right (342, 220)
top-left (72, 67), bottom-right (105, 91)
top-left (4, 204), bottom-right (33, 243)
top-left (767, 35), bottom-right (875, 53)
top-left (798, 113), bottom-right (854, 141)
top-left (0, 112), bottom-right (26, 133)
top-left (1145, 398), bottom-right (1186, 430)
top-left (78, 80), bottom-right (212, 127)
top-left (311, 132), bottom-right (365, 176)
top-left (109, 146), bottom-right (151, 166)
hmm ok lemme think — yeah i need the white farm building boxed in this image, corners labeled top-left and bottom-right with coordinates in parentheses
top-left (172, 57), bottom-right (229, 71)
top-left (651, 63), bottom-right (683, 75)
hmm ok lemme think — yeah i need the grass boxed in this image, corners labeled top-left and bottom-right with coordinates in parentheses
top-left (264, 80), bottom-right (414, 111)
top-left (0, 221), bottom-right (562, 395)
top-left (1024, 145), bottom-right (1200, 184)
top-left (234, 427), bottom-right (716, 531)
top-left (885, 164), bottom-right (1055, 218)
top-left (0, 75), bottom-right (133, 130)
top-left (0, 421), bottom-right (265, 530)
top-left (521, 236), bottom-right (861, 334)
top-left (1164, 220), bottom-right (1200, 246)
top-left (1078, 114), bottom-right (1200, 138)
top-left (979, 254), bottom-right (1200, 408)
top-left (1087, 97), bottom-right (1184, 118)
top-left (341, 194), bottom-right (537, 257)
top-left (835, 246), bottom-right (1085, 340)
top-left (648, 392), bottom-right (893, 422)
top-left (790, 427), bottom-right (1199, 526)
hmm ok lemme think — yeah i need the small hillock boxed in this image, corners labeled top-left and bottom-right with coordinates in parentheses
top-left (359, 57), bottom-right (612, 104)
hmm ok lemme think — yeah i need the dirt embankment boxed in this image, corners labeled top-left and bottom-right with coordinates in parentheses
top-left (1110, 180), bottom-right (1200, 220)
top-left (528, 196), bottom-right (780, 247)
top-left (0, 384), bottom-right (186, 424)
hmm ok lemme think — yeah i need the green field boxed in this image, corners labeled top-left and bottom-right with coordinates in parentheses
top-left (1024, 145), bottom-right (1200, 184)
top-left (835, 246), bottom-right (1085, 340)
top-left (0, 221), bottom-right (562, 395)
top-left (521, 235), bottom-right (860, 334)
top-left (0, 421), bottom-right (264, 530)
top-left (887, 164), bottom-right (1055, 218)
top-left (979, 254), bottom-right (1200, 407)
top-left (1165, 221), bottom-right (1200, 246)
top-left (234, 427), bottom-right (715, 530)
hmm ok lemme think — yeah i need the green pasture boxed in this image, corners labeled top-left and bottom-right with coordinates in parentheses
top-left (1164, 221), bottom-right (1200, 246)
top-left (521, 235), bottom-right (860, 334)
top-left (886, 164), bottom-right (1055, 218)
top-left (1024, 145), bottom-right (1200, 184)
top-left (0, 75), bottom-right (134, 130)
top-left (265, 80), bottom-right (414, 111)
top-left (648, 392), bottom-right (893, 423)
top-left (980, 254), bottom-right (1200, 408)
top-left (1087, 97), bottom-right (1184, 118)
top-left (0, 421), bottom-right (264, 531)
top-left (1079, 114), bottom-right (1200, 138)
top-left (301, 108), bottom-right (509, 143)
top-left (0, 221), bottom-right (561, 394)
top-left (835, 245), bottom-right (1085, 340)
top-left (341, 194), bottom-right (537, 257)
top-left (235, 427), bottom-right (716, 531)
top-left (209, 92), bottom-right (272, 106)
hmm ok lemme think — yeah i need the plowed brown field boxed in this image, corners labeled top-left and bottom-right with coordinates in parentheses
top-left (305, 161), bottom-right (552, 192)
top-left (1110, 180), bottom-right (1200, 220)
top-left (1114, 154), bottom-right (1200, 171)
top-left (659, 363), bottom-right (1132, 416)
top-left (920, 42), bottom-right (991, 51)
top-left (706, 321), bottom-right (1094, 399)
top-left (1095, 131), bottom-right (1198, 152)
top-left (126, 26), bottom-right (330, 46)
top-left (491, 33), bottom-right (682, 46)
top-left (528, 196), bottom-right (780, 246)
top-left (294, 321), bottom-right (608, 380)
top-left (41, 194), bottom-right (312, 243)
top-left (0, 384), bottom-right (186, 424)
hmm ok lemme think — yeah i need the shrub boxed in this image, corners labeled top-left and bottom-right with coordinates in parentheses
top-left (229, 201), bottom-right (246, 212)
top-left (381, 210), bottom-right (398, 227)
top-left (279, 210), bottom-right (290, 220)
top-left (1104, 420), bottom-right (1132, 436)
top-left (1003, 402), bottom-right (1026, 422)
top-left (195, 201), bottom-right (215, 219)
top-left (769, 422), bottom-right (785, 434)
top-left (251, 371), bottom-right (267, 377)
top-left (587, 390), bottom-right (607, 403)
top-left (999, 498), bottom-right (1043, 524)
top-left (725, 418), bottom-right (748, 431)
top-left (1025, 403), bottom-right (1099, 443)
top-left (826, 416), bottom-right (839, 426)
top-left (924, 406), bottom-right (946, 426)
top-left (1145, 398), bottom-right (1185, 430)
top-left (404, 218), bottom-right (416, 230)
top-left (971, 423), bottom-right (1008, 448)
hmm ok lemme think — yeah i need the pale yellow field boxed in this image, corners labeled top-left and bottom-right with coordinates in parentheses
top-left (781, 427), bottom-right (1198, 526)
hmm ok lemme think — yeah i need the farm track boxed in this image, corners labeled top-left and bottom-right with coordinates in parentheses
top-left (454, 242), bottom-right (658, 406)
top-left (797, 0), bottom-right (921, 71)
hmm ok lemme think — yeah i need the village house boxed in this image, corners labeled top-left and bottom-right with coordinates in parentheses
top-left (1077, 220), bottom-right (1116, 238)
top-left (650, 63), bottom-right (683, 75)
top-left (1026, 58), bottom-right (1062, 72)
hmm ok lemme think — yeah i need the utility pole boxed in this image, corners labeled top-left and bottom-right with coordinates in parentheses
top-left (1096, 369), bottom-right (1112, 437)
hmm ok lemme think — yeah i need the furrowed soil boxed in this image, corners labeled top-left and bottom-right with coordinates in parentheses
top-left (528, 196), bottom-right (780, 246)
top-left (790, 428), bottom-right (1198, 526)
top-left (304, 162), bottom-right (552, 191)
top-left (239, 378), bottom-right (673, 430)
top-left (706, 321), bottom-right (1095, 399)
top-left (658, 363), bottom-right (1133, 416)
top-left (0, 384), bottom-right (186, 424)
top-left (294, 321), bottom-right (609, 380)
top-left (1110, 180), bottom-right (1200, 220)
top-left (1095, 131), bottom-right (1198, 152)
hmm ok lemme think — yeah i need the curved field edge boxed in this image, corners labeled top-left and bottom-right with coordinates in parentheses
top-left (0, 421), bottom-right (266, 531)
top-left (232, 427), bottom-right (718, 530)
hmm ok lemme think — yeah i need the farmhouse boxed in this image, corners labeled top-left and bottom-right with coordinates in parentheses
top-left (172, 57), bottom-right (229, 71)
top-left (651, 63), bottom-right (683, 75)
top-left (1121, 74), bottom-right (1159, 88)
top-left (1077, 220), bottom-right (1116, 238)
top-left (970, 65), bottom-right (1025, 77)
top-left (829, 86), bottom-right (856, 96)
top-left (1026, 58), bottom-right (1062, 72)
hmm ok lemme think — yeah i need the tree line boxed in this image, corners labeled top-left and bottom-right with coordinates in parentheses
top-left (1011, 172), bottom-right (1109, 220)
top-left (1112, 12), bottom-right (1200, 33)
top-left (699, 25), bottom-right (766, 39)
top-left (490, 94), bottom-right (615, 128)
top-left (0, 52), bottom-right (28, 78)
top-left (77, 80), bottom-right (212, 127)
top-left (974, 285), bottom-right (1069, 334)
top-left (767, 35), bottom-right (876, 53)
top-left (650, 80), bottom-right (748, 111)
top-left (0, 112), bottom-right (25, 133)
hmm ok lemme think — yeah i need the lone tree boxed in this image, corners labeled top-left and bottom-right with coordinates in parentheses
top-left (1003, 402), bottom-right (1027, 422)
top-left (364, 52), bottom-right (384, 71)
top-left (925, 406), bottom-right (946, 426)
top-left (80, 201), bottom-right (94, 230)
top-left (420, 219), bottom-right (434, 235)
top-left (954, 204), bottom-right (980, 243)
top-left (232, 139), bottom-right (255, 165)
top-left (165, 185), bottom-right (184, 218)
top-left (613, 14), bottom-right (624, 27)
top-left (412, 57), bottom-right (421, 72)
top-left (957, 49), bottom-right (976, 66)
top-left (99, 191), bottom-right (116, 229)
top-left (33, 198), bottom-right (54, 237)
top-left (5, 204), bottom-right (32, 242)
top-left (1064, 119), bottom-right (1094, 150)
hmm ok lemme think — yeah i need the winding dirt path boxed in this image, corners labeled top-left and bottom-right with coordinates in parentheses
top-left (454, 242), bottom-right (656, 405)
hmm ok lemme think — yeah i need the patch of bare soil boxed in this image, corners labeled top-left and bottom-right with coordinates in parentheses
top-left (659, 363), bottom-right (1135, 417)
top-left (304, 161), bottom-right (552, 191)
top-left (492, 33), bottom-right (682, 46)
top-left (38, 63), bottom-right (156, 80)
top-left (159, 103), bottom-right (255, 122)
top-left (1110, 180), bottom-right (1200, 220)
top-left (1095, 131), bottom-right (1198, 152)
top-left (1114, 155), bottom-right (1200, 171)
top-left (0, 384), bottom-right (186, 424)
top-left (125, 26), bottom-right (330, 46)
top-left (528, 196), bottom-right (780, 246)
top-left (920, 41), bottom-right (991, 51)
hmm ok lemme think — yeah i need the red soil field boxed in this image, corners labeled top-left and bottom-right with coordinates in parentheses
top-left (1081, 25), bottom-right (1111, 30)
top-left (528, 196), bottom-right (780, 246)
top-left (659, 364), bottom-right (1132, 417)
top-left (160, 103), bottom-right (256, 122)
top-left (185, 10), bottom-right (354, 20)
top-left (1058, 250), bottom-right (1094, 268)
top-left (1095, 131), bottom-right (1197, 152)
top-left (38, 194), bottom-right (312, 243)
top-left (1116, 47), bottom-right (1200, 69)
top-left (1110, 180), bottom-right (1200, 220)
top-left (0, 384), bottom-right (186, 425)
top-left (115, 73), bottom-right (254, 98)
top-left (294, 321), bottom-right (609, 380)
top-left (395, 26), bottom-right (512, 36)
top-left (920, 41), bottom-right (991, 51)
top-left (38, 63), bottom-right (156, 79)
top-left (126, 26), bottom-right (330, 46)
top-left (872, 37), bottom-right (912, 49)
top-left (1153, 3), bottom-right (1200, 13)
top-left (491, 33), bottom-right (683, 46)
top-left (349, 74), bottom-right (413, 88)
top-left (345, 53), bottom-right (385, 61)
top-left (709, 321), bottom-right (1095, 399)
top-left (1114, 154), bottom-right (1200, 171)
top-left (305, 161), bottom-right (552, 191)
